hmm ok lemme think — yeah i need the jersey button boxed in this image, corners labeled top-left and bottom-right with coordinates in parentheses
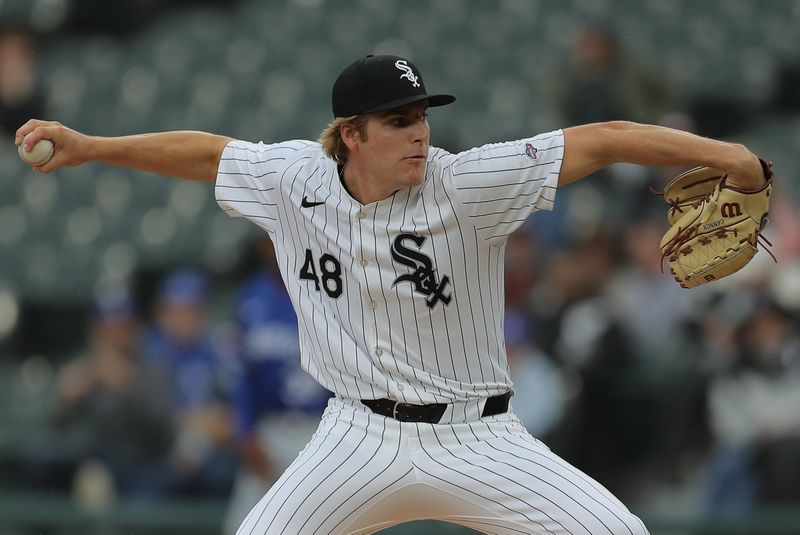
top-left (360, 259), bottom-right (368, 267)
top-left (357, 210), bottom-right (366, 220)
top-left (369, 301), bottom-right (377, 309)
top-left (397, 385), bottom-right (405, 391)
top-left (375, 348), bottom-right (383, 356)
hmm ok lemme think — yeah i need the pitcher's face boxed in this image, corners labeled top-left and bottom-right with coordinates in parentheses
top-left (359, 101), bottom-right (430, 189)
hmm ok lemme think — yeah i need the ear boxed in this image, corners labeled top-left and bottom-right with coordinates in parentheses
top-left (340, 121), bottom-right (362, 152)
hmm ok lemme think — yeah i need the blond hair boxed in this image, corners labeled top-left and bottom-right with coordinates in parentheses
top-left (318, 114), bottom-right (369, 164)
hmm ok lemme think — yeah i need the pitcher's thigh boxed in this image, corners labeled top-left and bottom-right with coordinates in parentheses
top-left (235, 415), bottom-right (411, 535)
top-left (417, 428), bottom-right (649, 535)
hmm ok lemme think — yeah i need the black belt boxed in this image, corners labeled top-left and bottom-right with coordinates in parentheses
top-left (361, 391), bottom-right (511, 423)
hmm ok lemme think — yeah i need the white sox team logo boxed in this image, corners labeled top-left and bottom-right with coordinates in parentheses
top-left (391, 233), bottom-right (451, 309)
top-left (394, 60), bottom-right (420, 88)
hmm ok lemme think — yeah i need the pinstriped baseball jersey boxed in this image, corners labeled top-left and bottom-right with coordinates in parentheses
top-left (216, 131), bottom-right (562, 405)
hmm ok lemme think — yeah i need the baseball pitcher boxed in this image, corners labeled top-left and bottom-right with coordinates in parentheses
top-left (17, 54), bottom-right (771, 534)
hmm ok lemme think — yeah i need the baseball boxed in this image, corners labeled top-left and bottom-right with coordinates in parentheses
top-left (18, 136), bottom-right (55, 166)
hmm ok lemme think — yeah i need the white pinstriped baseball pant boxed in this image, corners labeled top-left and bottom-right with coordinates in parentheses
top-left (235, 397), bottom-right (649, 535)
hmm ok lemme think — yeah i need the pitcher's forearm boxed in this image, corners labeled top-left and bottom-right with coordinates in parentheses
top-left (561, 122), bottom-right (764, 190)
top-left (16, 120), bottom-right (232, 181)
top-left (600, 122), bottom-right (752, 172)
top-left (86, 131), bottom-right (233, 182)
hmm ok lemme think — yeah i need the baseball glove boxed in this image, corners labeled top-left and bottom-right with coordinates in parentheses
top-left (658, 159), bottom-right (774, 288)
top-left (660, 166), bottom-right (727, 225)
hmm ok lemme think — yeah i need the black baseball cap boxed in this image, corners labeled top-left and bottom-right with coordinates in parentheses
top-left (332, 54), bottom-right (455, 118)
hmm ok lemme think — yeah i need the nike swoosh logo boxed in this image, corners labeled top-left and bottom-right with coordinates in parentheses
top-left (301, 196), bottom-right (325, 208)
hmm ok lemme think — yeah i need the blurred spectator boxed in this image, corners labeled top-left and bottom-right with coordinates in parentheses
top-left (143, 269), bottom-right (237, 498)
top-left (608, 211), bottom-right (709, 483)
top-left (611, 211), bottom-right (692, 363)
top-left (764, 185), bottom-right (800, 259)
top-left (0, 28), bottom-right (44, 138)
top-left (51, 287), bottom-right (174, 502)
top-left (504, 308), bottom-right (568, 439)
top-left (551, 23), bottom-right (686, 227)
top-left (502, 232), bottom-right (568, 438)
top-left (531, 232), bottom-right (658, 499)
top-left (704, 295), bottom-right (800, 512)
top-left (504, 232), bottom-right (538, 311)
top-left (223, 236), bottom-right (331, 535)
top-left (553, 22), bottom-right (682, 127)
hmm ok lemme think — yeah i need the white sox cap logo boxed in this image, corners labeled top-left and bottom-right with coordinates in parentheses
top-left (394, 60), bottom-right (420, 88)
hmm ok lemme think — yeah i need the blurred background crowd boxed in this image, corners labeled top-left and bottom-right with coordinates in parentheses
top-left (1, 0), bottom-right (800, 534)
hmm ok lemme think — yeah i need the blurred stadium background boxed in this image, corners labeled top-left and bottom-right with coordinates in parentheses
top-left (1, 0), bottom-right (800, 534)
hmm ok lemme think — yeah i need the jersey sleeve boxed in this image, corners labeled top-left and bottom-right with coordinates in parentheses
top-left (215, 139), bottom-right (313, 233)
top-left (444, 130), bottom-right (563, 245)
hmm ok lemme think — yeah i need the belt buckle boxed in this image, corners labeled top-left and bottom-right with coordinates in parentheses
top-left (392, 400), bottom-right (401, 420)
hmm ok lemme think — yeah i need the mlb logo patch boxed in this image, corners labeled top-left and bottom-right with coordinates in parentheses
top-left (525, 143), bottom-right (538, 160)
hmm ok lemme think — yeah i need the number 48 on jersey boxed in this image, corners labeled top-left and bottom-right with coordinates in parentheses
top-left (299, 249), bottom-right (343, 298)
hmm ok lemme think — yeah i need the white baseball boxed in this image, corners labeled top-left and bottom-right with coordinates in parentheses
top-left (18, 136), bottom-right (55, 166)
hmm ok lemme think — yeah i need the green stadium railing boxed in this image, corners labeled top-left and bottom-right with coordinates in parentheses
top-left (1, 491), bottom-right (799, 534)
